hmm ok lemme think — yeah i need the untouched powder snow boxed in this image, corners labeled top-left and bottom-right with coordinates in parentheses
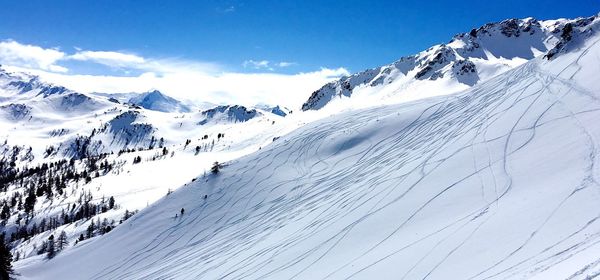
top-left (18, 22), bottom-right (600, 279)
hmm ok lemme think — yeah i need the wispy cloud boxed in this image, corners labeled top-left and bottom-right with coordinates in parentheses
top-left (67, 50), bottom-right (221, 75)
top-left (223, 5), bottom-right (235, 13)
top-left (216, 5), bottom-right (236, 13)
top-left (243, 59), bottom-right (273, 70)
top-left (276, 61), bottom-right (297, 67)
top-left (243, 60), bottom-right (297, 71)
top-left (69, 51), bottom-right (146, 67)
top-left (0, 40), bottom-right (348, 108)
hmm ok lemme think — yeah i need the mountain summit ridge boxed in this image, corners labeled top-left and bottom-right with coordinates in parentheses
top-left (301, 15), bottom-right (598, 111)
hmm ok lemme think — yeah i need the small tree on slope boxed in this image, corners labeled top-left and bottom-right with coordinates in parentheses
top-left (47, 235), bottom-right (55, 259)
top-left (56, 231), bottom-right (68, 252)
top-left (211, 161), bottom-right (221, 174)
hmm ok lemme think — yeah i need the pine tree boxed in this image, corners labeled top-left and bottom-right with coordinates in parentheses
top-left (24, 188), bottom-right (36, 214)
top-left (47, 235), bottom-right (55, 259)
top-left (0, 203), bottom-right (10, 220)
top-left (108, 196), bottom-right (115, 209)
top-left (120, 209), bottom-right (134, 224)
top-left (56, 231), bottom-right (68, 251)
top-left (211, 161), bottom-right (220, 174)
top-left (0, 234), bottom-right (13, 279)
top-left (37, 241), bottom-right (48, 255)
top-left (86, 220), bottom-right (95, 239)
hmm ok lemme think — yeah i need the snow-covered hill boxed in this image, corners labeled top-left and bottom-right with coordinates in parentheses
top-left (16, 14), bottom-right (600, 280)
top-left (301, 15), bottom-right (596, 112)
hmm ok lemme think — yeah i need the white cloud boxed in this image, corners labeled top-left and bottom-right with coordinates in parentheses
top-left (243, 60), bottom-right (298, 70)
top-left (243, 60), bottom-right (273, 70)
top-left (69, 51), bottom-right (146, 66)
top-left (276, 61), bottom-right (297, 67)
top-left (0, 40), bottom-right (68, 72)
top-left (0, 40), bottom-right (221, 75)
top-left (68, 50), bottom-right (221, 74)
top-left (0, 40), bottom-right (349, 109)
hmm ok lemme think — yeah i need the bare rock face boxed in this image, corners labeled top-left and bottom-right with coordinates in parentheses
top-left (545, 15), bottom-right (598, 60)
top-left (0, 103), bottom-right (31, 120)
top-left (198, 105), bottom-right (260, 125)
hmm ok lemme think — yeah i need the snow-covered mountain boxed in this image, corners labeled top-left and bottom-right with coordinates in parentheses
top-left (0, 72), bottom-right (71, 98)
top-left (255, 104), bottom-right (291, 117)
top-left (301, 16), bottom-right (595, 111)
top-left (127, 90), bottom-right (191, 113)
top-left (17, 14), bottom-right (600, 279)
top-left (91, 90), bottom-right (192, 113)
top-left (198, 105), bottom-right (261, 125)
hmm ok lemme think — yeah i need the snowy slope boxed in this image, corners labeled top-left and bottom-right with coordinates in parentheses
top-left (0, 66), bottom-right (299, 264)
top-left (18, 16), bottom-right (600, 280)
top-left (301, 16), bottom-right (594, 112)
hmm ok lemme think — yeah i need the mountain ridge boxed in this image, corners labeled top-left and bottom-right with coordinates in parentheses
top-left (301, 15), bottom-right (598, 111)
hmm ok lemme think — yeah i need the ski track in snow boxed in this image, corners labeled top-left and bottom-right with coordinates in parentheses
top-left (18, 35), bottom-right (600, 280)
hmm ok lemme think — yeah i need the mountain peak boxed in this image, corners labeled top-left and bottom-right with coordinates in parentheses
top-left (145, 89), bottom-right (163, 96)
top-left (198, 105), bottom-right (260, 125)
top-left (127, 90), bottom-right (190, 113)
top-left (255, 104), bottom-right (291, 117)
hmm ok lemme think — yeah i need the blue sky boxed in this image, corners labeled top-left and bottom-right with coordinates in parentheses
top-left (1, 0), bottom-right (598, 74)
